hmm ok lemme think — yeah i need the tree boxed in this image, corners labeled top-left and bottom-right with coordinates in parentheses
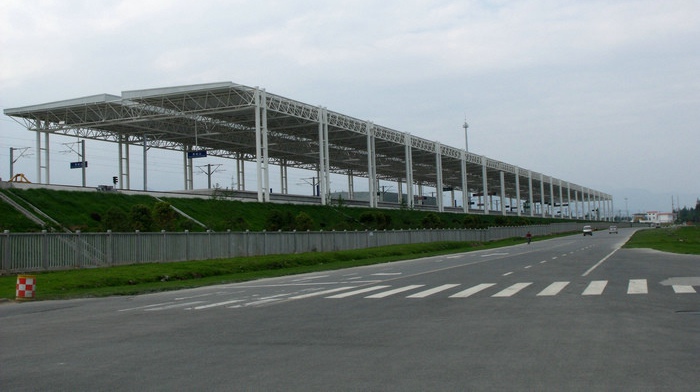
top-left (421, 213), bottom-right (442, 229)
top-left (294, 212), bottom-right (314, 231)
top-left (103, 207), bottom-right (130, 232)
top-left (129, 204), bottom-right (153, 232)
top-left (152, 202), bottom-right (178, 231)
top-left (266, 210), bottom-right (294, 231)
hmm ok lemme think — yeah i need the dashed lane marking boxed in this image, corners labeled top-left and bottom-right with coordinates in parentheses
top-left (406, 284), bottom-right (461, 298)
top-left (449, 283), bottom-right (496, 298)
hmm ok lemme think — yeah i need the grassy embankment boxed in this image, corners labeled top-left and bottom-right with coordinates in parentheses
top-left (0, 187), bottom-right (574, 233)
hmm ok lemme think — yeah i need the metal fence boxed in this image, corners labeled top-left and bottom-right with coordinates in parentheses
top-left (1, 222), bottom-right (612, 273)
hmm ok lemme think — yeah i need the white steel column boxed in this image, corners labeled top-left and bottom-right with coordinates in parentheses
top-left (567, 183), bottom-right (572, 219)
top-left (499, 171), bottom-right (506, 215)
top-left (262, 90), bottom-right (270, 202)
top-left (366, 122), bottom-right (377, 208)
top-left (528, 171), bottom-right (534, 217)
top-left (188, 154), bottom-right (194, 190)
top-left (318, 106), bottom-right (330, 205)
top-left (557, 180), bottom-right (563, 219)
top-left (481, 156), bottom-right (489, 214)
top-left (348, 170), bottom-right (354, 200)
top-left (515, 168), bottom-right (521, 216)
top-left (142, 135), bottom-right (148, 191)
top-left (585, 188), bottom-right (590, 219)
top-left (574, 190), bottom-right (579, 219)
top-left (540, 174), bottom-right (546, 217)
top-left (435, 142), bottom-right (444, 213)
top-left (182, 149), bottom-right (188, 190)
top-left (405, 134), bottom-right (414, 209)
top-left (254, 88), bottom-right (264, 202)
top-left (280, 160), bottom-right (288, 194)
top-left (35, 122), bottom-right (50, 184)
top-left (549, 180), bottom-right (555, 218)
top-left (118, 135), bottom-right (130, 190)
top-left (461, 151), bottom-right (468, 213)
top-left (236, 154), bottom-right (244, 191)
top-left (35, 126), bottom-right (41, 184)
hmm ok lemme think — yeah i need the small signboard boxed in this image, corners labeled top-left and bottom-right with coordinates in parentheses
top-left (70, 161), bottom-right (88, 169)
top-left (187, 150), bottom-right (207, 159)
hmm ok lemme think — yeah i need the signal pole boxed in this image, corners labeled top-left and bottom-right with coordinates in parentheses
top-left (463, 118), bottom-right (469, 153)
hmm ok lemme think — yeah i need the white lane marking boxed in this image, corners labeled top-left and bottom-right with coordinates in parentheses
top-left (502, 272), bottom-right (513, 276)
top-left (406, 284), bottom-right (460, 298)
top-left (290, 286), bottom-right (358, 299)
top-left (540, 260), bottom-right (547, 264)
top-left (371, 273), bottom-right (402, 276)
top-left (492, 282), bottom-right (532, 297)
top-left (239, 294), bottom-right (292, 307)
top-left (449, 283), bottom-right (496, 298)
top-left (446, 255), bottom-right (462, 259)
top-left (174, 293), bottom-right (214, 300)
top-left (582, 280), bottom-right (608, 296)
top-left (537, 281), bottom-right (570, 296)
top-left (628, 279), bottom-right (648, 294)
top-left (672, 285), bottom-right (697, 294)
top-left (326, 286), bottom-right (391, 298)
top-left (481, 252), bottom-right (509, 257)
top-left (582, 247), bottom-right (622, 277)
top-left (524, 265), bottom-right (532, 269)
top-left (561, 254), bottom-right (567, 257)
top-left (551, 257), bottom-right (558, 260)
top-left (194, 300), bottom-right (244, 310)
top-left (118, 302), bottom-right (177, 312)
top-left (291, 275), bottom-right (329, 282)
top-left (144, 301), bottom-right (205, 311)
top-left (366, 285), bottom-right (425, 298)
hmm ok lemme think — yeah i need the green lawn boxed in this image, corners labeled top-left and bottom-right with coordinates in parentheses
top-left (624, 225), bottom-right (700, 254)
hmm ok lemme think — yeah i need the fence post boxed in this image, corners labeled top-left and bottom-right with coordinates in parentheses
top-left (2, 230), bottom-right (9, 272)
top-left (42, 230), bottom-right (49, 270)
top-left (207, 229), bottom-right (212, 260)
top-left (107, 230), bottom-right (114, 266)
top-left (135, 230), bottom-right (141, 263)
top-left (184, 230), bottom-right (190, 261)
top-left (161, 230), bottom-right (166, 262)
top-left (227, 229), bottom-right (232, 258)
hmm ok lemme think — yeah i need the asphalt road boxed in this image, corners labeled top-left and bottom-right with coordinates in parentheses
top-left (1, 228), bottom-right (699, 391)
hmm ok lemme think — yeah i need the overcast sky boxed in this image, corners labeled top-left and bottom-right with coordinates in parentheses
top-left (1, 0), bottom-right (698, 215)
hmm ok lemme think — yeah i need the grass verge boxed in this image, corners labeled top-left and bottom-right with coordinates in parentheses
top-left (624, 225), bottom-right (700, 254)
top-left (1, 236), bottom-right (543, 301)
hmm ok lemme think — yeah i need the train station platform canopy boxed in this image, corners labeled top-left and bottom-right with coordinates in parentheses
top-left (4, 82), bottom-right (612, 219)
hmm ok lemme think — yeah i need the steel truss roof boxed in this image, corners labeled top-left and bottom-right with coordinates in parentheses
top-left (4, 82), bottom-right (611, 207)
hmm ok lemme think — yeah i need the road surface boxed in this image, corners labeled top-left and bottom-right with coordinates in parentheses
top-left (1, 228), bottom-right (698, 391)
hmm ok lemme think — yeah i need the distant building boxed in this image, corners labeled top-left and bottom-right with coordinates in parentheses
top-left (632, 211), bottom-right (675, 224)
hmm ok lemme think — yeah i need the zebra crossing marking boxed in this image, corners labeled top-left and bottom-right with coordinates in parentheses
top-left (628, 279), bottom-right (648, 294)
top-left (449, 283), bottom-right (496, 298)
top-left (366, 285), bottom-right (425, 298)
top-left (537, 281), bottom-right (570, 296)
top-left (124, 278), bottom-right (699, 312)
top-left (492, 282), bottom-right (533, 297)
top-left (326, 285), bottom-right (390, 298)
top-left (672, 285), bottom-right (696, 294)
top-left (406, 284), bottom-right (461, 298)
top-left (582, 280), bottom-right (608, 296)
top-left (290, 286), bottom-right (358, 299)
